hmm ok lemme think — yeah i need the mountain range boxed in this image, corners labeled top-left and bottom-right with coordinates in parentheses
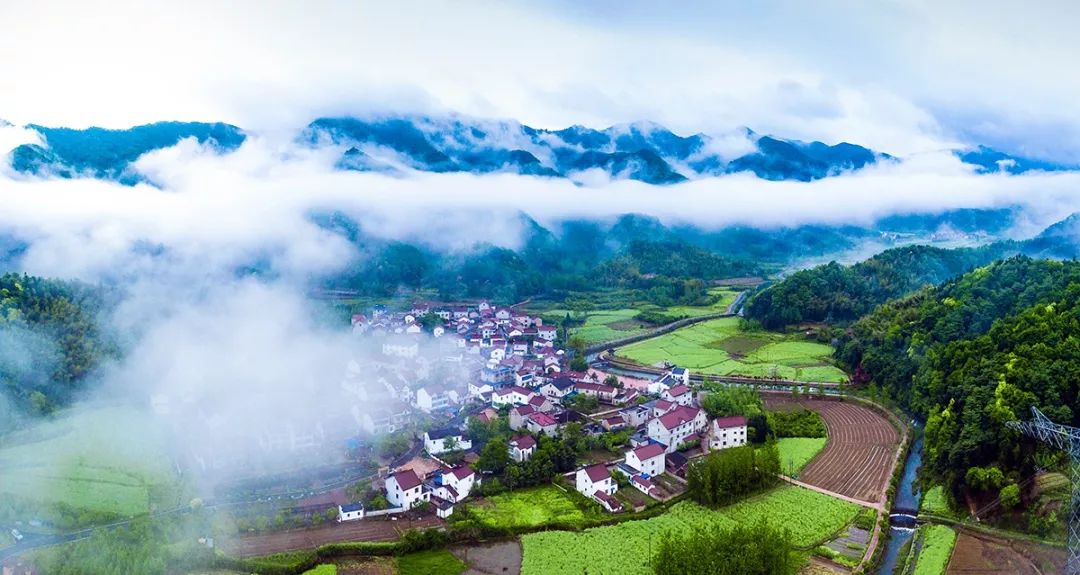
top-left (1, 114), bottom-right (1072, 185)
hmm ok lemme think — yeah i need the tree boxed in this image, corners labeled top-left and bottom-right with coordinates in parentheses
top-left (653, 521), bottom-right (793, 575)
top-left (570, 355), bottom-right (589, 372)
top-left (477, 437), bottom-right (510, 475)
top-left (1000, 483), bottom-right (1021, 509)
top-left (604, 374), bottom-right (622, 388)
top-left (442, 436), bottom-right (460, 452)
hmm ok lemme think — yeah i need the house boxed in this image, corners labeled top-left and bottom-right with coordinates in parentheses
top-left (652, 399), bottom-right (677, 418)
top-left (469, 380), bottom-right (495, 398)
top-left (386, 469), bottom-right (429, 509)
top-left (537, 324), bottom-right (557, 341)
top-left (670, 366), bottom-right (690, 385)
top-left (619, 405), bottom-right (651, 428)
top-left (662, 384), bottom-right (694, 407)
top-left (473, 407), bottom-right (498, 424)
top-left (613, 388), bottom-right (641, 406)
top-left (576, 464), bottom-right (616, 498)
top-left (491, 385), bottom-right (536, 407)
top-left (526, 411), bottom-right (560, 436)
top-left (509, 435), bottom-right (537, 462)
top-left (575, 382), bottom-right (617, 402)
top-left (432, 496), bottom-right (455, 519)
top-left (666, 451), bottom-right (689, 477)
top-left (540, 376), bottom-right (576, 399)
top-left (382, 337), bottom-right (419, 358)
top-left (415, 385), bottom-right (454, 413)
top-left (631, 474), bottom-right (659, 498)
top-left (593, 489), bottom-right (623, 513)
top-left (425, 428), bottom-right (472, 455)
top-left (439, 466), bottom-right (478, 500)
top-left (509, 405), bottom-right (536, 431)
top-left (527, 394), bottom-right (555, 413)
top-left (601, 414), bottom-right (627, 431)
top-left (337, 502), bottom-right (364, 522)
top-left (647, 406), bottom-right (707, 453)
top-left (625, 442), bottom-right (666, 476)
top-left (709, 416), bottom-right (748, 451)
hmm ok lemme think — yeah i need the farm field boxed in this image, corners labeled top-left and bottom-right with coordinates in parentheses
top-left (520, 485), bottom-right (859, 575)
top-left (946, 532), bottom-right (1066, 575)
top-left (396, 549), bottom-right (466, 575)
top-left (920, 485), bottom-right (962, 519)
top-left (777, 437), bottom-right (827, 477)
top-left (615, 317), bottom-right (846, 382)
top-left (468, 485), bottom-right (589, 528)
top-left (763, 396), bottom-right (900, 503)
top-left (533, 288), bottom-right (744, 345)
top-left (911, 525), bottom-right (957, 575)
top-left (0, 404), bottom-right (179, 518)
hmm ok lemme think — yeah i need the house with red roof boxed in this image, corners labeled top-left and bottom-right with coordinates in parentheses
top-left (576, 463), bottom-right (617, 499)
top-left (574, 382), bottom-right (617, 402)
top-left (509, 435), bottom-right (537, 462)
top-left (385, 469), bottom-right (429, 509)
top-left (526, 411), bottom-right (559, 436)
top-left (662, 384), bottom-right (694, 407)
top-left (709, 415), bottom-right (748, 451)
top-left (625, 442), bottom-right (666, 476)
top-left (647, 406), bottom-right (707, 453)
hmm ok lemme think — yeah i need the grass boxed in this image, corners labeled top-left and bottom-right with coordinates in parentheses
top-left (469, 485), bottom-right (589, 528)
top-left (396, 549), bottom-right (467, 575)
top-left (301, 566), bottom-right (338, 575)
top-left (912, 525), bottom-right (957, 575)
top-left (919, 485), bottom-right (962, 519)
top-left (533, 288), bottom-right (744, 345)
top-left (521, 485), bottom-right (858, 575)
top-left (777, 437), bottom-right (827, 476)
top-left (0, 405), bottom-right (179, 517)
top-left (615, 317), bottom-right (847, 383)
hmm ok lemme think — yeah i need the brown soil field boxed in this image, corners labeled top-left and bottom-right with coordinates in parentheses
top-left (763, 395), bottom-right (899, 503)
top-left (946, 531), bottom-right (1066, 575)
top-left (220, 515), bottom-right (443, 558)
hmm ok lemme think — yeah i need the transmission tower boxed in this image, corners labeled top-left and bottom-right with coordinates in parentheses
top-left (1008, 407), bottom-right (1080, 574)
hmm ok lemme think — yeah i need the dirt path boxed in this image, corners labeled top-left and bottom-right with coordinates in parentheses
top-left (778, 475), bottom-right (882, 511)
top-left (220, 515), bottom-right (443, 558)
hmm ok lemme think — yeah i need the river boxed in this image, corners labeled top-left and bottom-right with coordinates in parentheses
top-left (878, 431), bottom-right (923, 574)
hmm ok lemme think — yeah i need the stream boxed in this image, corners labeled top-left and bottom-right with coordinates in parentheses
top-left (877, 431), bottom-right (923, 574)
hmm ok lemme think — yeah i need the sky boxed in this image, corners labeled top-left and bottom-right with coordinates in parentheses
top-left (4, 0), bottom-right (1080, 159)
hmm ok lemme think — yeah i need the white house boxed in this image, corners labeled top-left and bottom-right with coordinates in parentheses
top-left (576, 463), bottom-right (616, 498)
top-left (424, 428), bottom-right (472, 455)
top-left (337, 502), bottom-right (364, 522)
top-left (469, 380), bottom-right (495, 398)
top-left (709, 416), bottom-right (748, 451)
top-left (509, 435), bottom-right (537, 462)
top-left (662, 384), bottom-right (694, 407)
top-left (537, 325), bottom-right (557, 341)
top-left (540, 377), bottom-right (575, 399)
top-left (386, 469), bottom-right (429, 509)
top-left (647, 406), bottom-right (707, 453)
top-left (526, 412), bottom-right (560, 436)
top-left (670, 366), bottom-right (690, 385)
top-left (625, 443), bottom-right (666, 477)
top-left (440, 466), bottom-right (477, 500)
top-left (491, 385), bottom-right (536, 407)
top-left (382, 337), bottom-right (419, 358)
top-left (415, 386), bottom-right (453, 413)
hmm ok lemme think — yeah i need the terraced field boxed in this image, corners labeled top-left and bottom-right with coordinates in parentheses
top-left (615, 317), bottom-right (846, 383)
top-left (763, 396), bottom-right (900, 503)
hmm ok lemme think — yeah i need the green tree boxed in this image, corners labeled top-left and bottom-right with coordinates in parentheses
top-left (477, 437), bottom-right (510, 475)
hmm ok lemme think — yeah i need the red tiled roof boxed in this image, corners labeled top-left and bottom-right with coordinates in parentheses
top-left (511, 435), bottom-right (537, 450)
top-left (512, 405), bottom-right (536, 416)
top-left (391, 469), bottom-right (422, 490)
top-left (667, 384), bottom-right (690, 397)
top-left (658, 406), bottom-right (702, 431)
top-left (655, 399), bottom-right (674, 411)
top-left (576, 382), bottom-right (616, 393)
top-left (593, 490), bottom-right (622, 510)
top-left (632, 475), bottom-right (656, 492)
top-left (529, 412), bottom-right (558, 427)
top-left (449, 466), bottom-right (474, 480)
top-left (632, 443), bottom-right (666, 461)
top-left (583, 463), bottom-right (610, 483)
top-left (713, 415), bottom-right (748, 429)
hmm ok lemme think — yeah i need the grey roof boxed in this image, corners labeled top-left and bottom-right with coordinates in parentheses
top-left (426, 427), bottom-right (460, 440)
top-left (340, 502), bottom-right (364, 513)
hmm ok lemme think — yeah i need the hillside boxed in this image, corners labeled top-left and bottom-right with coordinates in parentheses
top-left (834, 256), bottom-right (1080, 499)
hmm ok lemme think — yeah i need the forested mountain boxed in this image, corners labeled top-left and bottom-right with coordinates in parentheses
top-left (0, 274), bottom-right (114, 419)
top-left (745, 243), bottom-right (1018, 328)
top-left (834, 257), bottom-right (1080, 499)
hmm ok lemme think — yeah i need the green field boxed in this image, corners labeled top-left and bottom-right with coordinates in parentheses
top-left (534, 288), bottom-right (743, 345)
top-left (911, 525), bottom-right (957, 575)
top-left (469, 485), bottom-right (589, 528)
top-left (615, 317), bottom-right (846, 383)
top-left (301, 566), bottom-right (337, 575)
top-left (521, 485), bottom-right (858, 575)
top-left (919, 485), bottom-right (962, 519)
top-left (397, 549), bottom-right (466, 575)
top-left (0, 405), bottom-right (179, 519)
top-left (777, 438), bottom-right (827, 476)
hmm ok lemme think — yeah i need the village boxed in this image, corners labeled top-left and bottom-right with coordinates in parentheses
top-left (330, 299), bottom-right (748, 523)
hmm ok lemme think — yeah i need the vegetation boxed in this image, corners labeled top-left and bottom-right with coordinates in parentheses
top-left (776, 438), bottom-right (827, 476)
top-left (745, 243), bottom-right (1012, 328)
top-left (0, 273), bottom-right (114, 424)
top-left (766, 408), bottom-right (826, 438)
top-left (521, 486), bottom-right (858, 575)
top-left (301, 566), bottom-right (337, 575)
top-left (911, 525), bottom-right (957, 575)
top-left (396, 549), bottom-right (466, 575)
top-left (836, 257), bottom-right (1080, 499)
top-left (616, 317), bottom-right (845, 382)
top-left (467, 485), bottom-right (589, 528)
top-left (686, 443), bottom-right (780, 507)
top-left (653, 521), bottom-right (795, 575)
